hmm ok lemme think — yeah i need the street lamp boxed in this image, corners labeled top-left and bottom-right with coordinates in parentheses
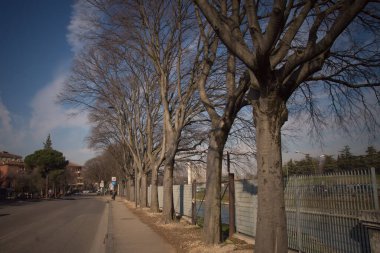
top-left (295, 150), bottom-right (309, 156)
top-left (295, 151), bottom-right (327, 174)
top-left (186, 162), bottom-right (192, 185)
top-left (319, 154), bottom-right (326, 174)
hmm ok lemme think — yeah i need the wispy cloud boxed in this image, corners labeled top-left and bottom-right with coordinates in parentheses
top-left (0, 72), bottom-right (94, 164)
top-left (282, 114), bottom-right (380, 162)
top-left (28, 71), bottom-right (94, 163)
top-left (0, 98), bottom-right (11, 133)
top-left (67, 0), bottom-right (100, 53)
top-left (0, 99), bottom-right (26, 152)
top-left (29, 73), bottom-right (88, 140)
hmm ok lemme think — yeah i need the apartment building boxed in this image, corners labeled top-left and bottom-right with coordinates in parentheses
top-left (66, 162), bottom-right (84, 190)
top-left (0, 151), bottom-right (24, 198)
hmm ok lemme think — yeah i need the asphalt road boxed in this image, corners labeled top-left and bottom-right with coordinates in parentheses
top-left (0, 196), bottom-right (107, 253)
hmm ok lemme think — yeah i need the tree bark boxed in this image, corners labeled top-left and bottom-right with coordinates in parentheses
top-left (129, 176), bottom-right (135, 202)
top-left (126, 178), bottom-right (130, 200)
top-left (136, 170), bottom-right (141, 206)
top-left (253, 95), bottom-right (288, 253)
top-left (162, 158), bottom-right (175, 223)
top-left (45, 174), bottom-right (48, 199)
top-left (140, 172), bottom-right (148, 208)
top-left (203, 130), bottom-right (227, 244)
top-left (150, 166), bottom-right (159, 212)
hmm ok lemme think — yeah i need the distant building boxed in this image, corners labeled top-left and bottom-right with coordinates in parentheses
top-left (0, 151), bottom-right (23, 163)
top-left (0, 151), bottom-right (25, 198)
top-left (66, 162), bottom-right (84, 190)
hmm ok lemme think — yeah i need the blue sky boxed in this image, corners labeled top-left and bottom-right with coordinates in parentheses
top-left (0, 0), bottom-right (95, 165)
top-left (0, 0), bottom-right (378, 167)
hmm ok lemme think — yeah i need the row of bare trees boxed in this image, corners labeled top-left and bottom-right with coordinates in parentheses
top-left (60, 0), bottom-right (254, 241)
top-left (60, 0), bottom-right (380, 252)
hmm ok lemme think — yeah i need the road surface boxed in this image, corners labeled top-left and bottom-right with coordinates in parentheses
top-left (0, 196), bottom-right (107, 253)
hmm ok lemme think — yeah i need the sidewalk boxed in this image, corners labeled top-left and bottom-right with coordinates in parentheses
top-left (104, 197), bottom-right (176, 253)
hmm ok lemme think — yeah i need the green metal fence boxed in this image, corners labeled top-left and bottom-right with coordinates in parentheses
top-left (285, 168), bottom-right (379, 253)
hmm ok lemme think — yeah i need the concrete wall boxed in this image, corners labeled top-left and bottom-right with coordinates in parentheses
top-left (183, 185), bottom-right (192, 217)
top-left (147, 185), bottom-right (164, 208)
top-left (173, 184), bottom-right (192, 216)
top-left (148, 184), bottom-right (193, 217)
top-left (147, 180), bottom-right (259, 237)
top-left (234, 179), bottom-right (258, 237)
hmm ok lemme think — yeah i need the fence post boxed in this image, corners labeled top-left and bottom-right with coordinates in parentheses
top-left (179, 184), bottom-right (184, 215)
top-left (371, 167), bottom-right (379, 210)
top-left (229, 173), bottom-right (236, 238)
top-left (192, 180), bottom-right (197, 225)
top-left (135, 168), bottom-right (138, 208)
top-left (296, 178), bottom-right (302, 252)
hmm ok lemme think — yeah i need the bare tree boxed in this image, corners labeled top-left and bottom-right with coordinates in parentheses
top-left (60, 23), bottom-right (142, 200)
top-left (120, 43), bottom-right (166, 211)
top-left (62, 0), bottom-right (206, 214)
top-left (83, 149), bottom-right (124, 187)
top-left (118, 0), bottom-right (206, 223)
top-left (194, 0), bottom-right (380, 251)
top-left (140, 72), bottom-right (166, 212)
top-left (194, 3), bottom-right (252, 243)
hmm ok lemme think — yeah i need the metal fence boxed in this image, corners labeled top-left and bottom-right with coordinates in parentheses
top-left (285, 168), bottom-right (379, 253)
top-left (137, 168), bottom-right (379, 252)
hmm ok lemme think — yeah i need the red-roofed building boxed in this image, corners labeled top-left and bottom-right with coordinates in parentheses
top-left (0, 151), bottom-right (25, 199)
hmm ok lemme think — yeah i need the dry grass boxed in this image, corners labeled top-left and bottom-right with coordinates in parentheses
top-left (123, 200), bottom-right (254, 253)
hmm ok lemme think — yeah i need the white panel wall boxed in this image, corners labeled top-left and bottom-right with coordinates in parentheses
top-left (234, 179), bottom-right (258, 237)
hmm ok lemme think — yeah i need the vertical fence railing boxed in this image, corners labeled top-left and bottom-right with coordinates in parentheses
top-left (371, 167), bottom-right (379, 210)
top-left (140, 168), bottom-right (377, 252)
top-left (285, 169), bottom-right (376, 253)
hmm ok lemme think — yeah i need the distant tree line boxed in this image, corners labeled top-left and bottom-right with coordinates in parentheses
top-left (284, 146), bottom-right (380, 176)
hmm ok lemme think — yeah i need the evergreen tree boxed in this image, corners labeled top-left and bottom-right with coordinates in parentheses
top-left (285, 146), bottom-right (380, 175)
top-left (322, 155), bottom-right (338, 173)
top-left (284, 159), bottom-right (296, 176)
top-left (337, 146), bottom-right (354, 171)
top-left (43, 134), bottom-right (53, 150)
top-left (365, 146), bottom-right (380, 169)
top-left (292, 154), bottom-right (315, 175)
top-left (24, 138), bottom-right (68, 198)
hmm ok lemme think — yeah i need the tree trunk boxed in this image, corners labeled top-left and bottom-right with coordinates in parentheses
top-left (162, 159), bottom-right (175, 223)
top-left (140, 173), bottom-right (148, 208)
top-left (129, 177), bottom-right (136, 201)
top-left (203, 130), bottom-right (227, 244)
top-left (150, 166), bottom-right (159, 212)
top-left (253, 96), bottom-right (288, 253)
top-left (45, 174), bottom-right (49, 199)
top-left (125, 179), bottom-right (130, 200)
top-left (136, 171), bottom-right (141, 206)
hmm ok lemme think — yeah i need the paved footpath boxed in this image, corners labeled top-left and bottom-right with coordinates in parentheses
top-left (104, 197), bottom-right (176, 253)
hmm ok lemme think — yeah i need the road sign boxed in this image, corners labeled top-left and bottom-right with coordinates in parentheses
top-left (111, 177), bottom-right (117, 182)
top-left (100, 180), bottom-right (104, 188)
